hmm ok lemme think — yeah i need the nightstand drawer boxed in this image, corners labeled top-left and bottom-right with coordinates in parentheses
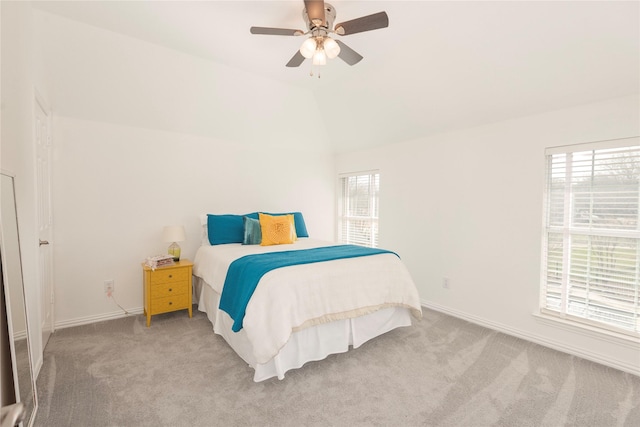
top-left (151, 294), bottom-right (189, 314)
top-left (149, 268), bottom-right (189, 285)
top-left (152, 281), bottom-right (188, 298)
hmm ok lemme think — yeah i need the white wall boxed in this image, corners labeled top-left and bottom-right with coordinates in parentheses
top-left (51, 117), bottom-right (334, 327)
top-left (336, 95), bottom-right (640, 375)
top-left (35, 9), bottom-right (331, 153)
top-left (27, 9), bottom-right (336, 327)
top-left (0, 5), bottom-right (335, 372)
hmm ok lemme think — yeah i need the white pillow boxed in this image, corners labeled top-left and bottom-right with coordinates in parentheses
top-left (200, 214), bottom-right (210, 246)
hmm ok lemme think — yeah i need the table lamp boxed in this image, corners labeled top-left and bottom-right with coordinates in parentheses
top-left (162, 225), bottom-right (186, 261)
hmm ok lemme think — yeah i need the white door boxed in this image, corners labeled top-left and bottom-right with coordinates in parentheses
top-left (35, 95), bottom-right (53, 348)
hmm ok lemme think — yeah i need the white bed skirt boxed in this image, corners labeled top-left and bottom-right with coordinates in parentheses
top-left (194, 277), bottom-right (413, 382)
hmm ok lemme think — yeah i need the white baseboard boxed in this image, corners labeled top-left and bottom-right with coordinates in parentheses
top-left (54, 307), bottom-right (144, 330)
top-left (421, 300), bottom-right (640, 377)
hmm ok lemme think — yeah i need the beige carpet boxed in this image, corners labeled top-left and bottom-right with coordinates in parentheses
top-left (34, 307), bottom-right (639, 426)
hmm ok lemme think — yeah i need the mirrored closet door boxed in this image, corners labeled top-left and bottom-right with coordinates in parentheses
top-left (1, 172), bottom-right (38, 427)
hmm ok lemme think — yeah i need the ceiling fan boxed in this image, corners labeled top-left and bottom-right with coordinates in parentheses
top-left (250, 0), bottom-right (389, 67)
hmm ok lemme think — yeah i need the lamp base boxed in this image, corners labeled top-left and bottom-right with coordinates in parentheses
top-left (167, 242), bottom-right (181, 262)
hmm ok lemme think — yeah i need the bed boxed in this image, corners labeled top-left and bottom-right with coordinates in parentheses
top-left (193, 213), bottom-right (422, 382)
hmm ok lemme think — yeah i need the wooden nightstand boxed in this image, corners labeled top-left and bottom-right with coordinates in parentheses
top-left (142, 260), bottom-right (193, 327)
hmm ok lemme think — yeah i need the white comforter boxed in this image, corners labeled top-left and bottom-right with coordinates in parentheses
top-left (193, 238), bottom-right (422, 363)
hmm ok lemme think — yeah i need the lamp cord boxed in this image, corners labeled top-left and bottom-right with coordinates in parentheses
top-left (109, 292), bottom-right (131, 315)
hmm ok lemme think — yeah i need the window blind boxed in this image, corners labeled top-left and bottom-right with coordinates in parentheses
top-left (541, 138), bottom-right (640, 336)
top-left (338, 171), bottom-right (379, 248)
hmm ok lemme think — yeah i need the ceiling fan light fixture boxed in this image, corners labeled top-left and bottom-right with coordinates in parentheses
top-left (323, 37), bottom-right (340, 59)
top-left (251, 2), bottom-right (390, 68)
top-left (312, 49), bottom-right (327, 66)
top-left (299, 38), bottom-right (317, 59)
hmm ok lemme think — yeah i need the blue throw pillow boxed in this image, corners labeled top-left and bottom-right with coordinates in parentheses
top-left (242, 216), bottom-right (262, 245)
top-left (208, 213), bottom-right (258, 245)
top-left (262, 212), bottom-right (309, 238)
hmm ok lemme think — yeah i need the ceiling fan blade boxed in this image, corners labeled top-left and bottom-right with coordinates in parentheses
top-left (304, 0), bottom-right (326, 27)
top-left (250, 27), bottom-right (304, 36)
top-left (335, 40), bottom-right (363, 66)
top-left (286, 51), bottom-right (306, 67)
top-left (334, 11), bottom-right (389, 36)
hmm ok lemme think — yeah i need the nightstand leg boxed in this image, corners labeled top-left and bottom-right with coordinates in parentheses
top-left (188, 305), bottom-right (192, 318)
top-left (146, 313), bottom-right (151, 327)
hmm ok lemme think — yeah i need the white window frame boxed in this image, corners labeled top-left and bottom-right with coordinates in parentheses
top-left (540, 137), bottom-right (640, 339)
top-left (337, 170), bottom-right (380, 248)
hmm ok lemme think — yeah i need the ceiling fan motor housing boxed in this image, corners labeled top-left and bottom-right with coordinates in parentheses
top-left (303, 3), bottom-right (336, 32)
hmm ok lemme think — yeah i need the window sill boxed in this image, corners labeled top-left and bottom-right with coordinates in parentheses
top-left (532, 312), bottom-right (640, 350)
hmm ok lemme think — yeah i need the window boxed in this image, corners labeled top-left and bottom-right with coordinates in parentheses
top-left (338, 171), bottom-right (379, 247)
top-left (541, 138), bottom-right (640, 337)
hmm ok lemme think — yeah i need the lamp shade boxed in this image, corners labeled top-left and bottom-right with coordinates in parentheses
top-left (299, 38), bottom-right (317, 59)
top-left (162, 225), bottom-right (186, 243)
top-left (323, 37), bottom-right (340, 59)
top-left (312, 49), bottom-right (327, 66)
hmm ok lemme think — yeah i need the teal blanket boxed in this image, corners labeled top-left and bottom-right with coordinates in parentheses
top-left (219, 245), bottom-right (397, 332)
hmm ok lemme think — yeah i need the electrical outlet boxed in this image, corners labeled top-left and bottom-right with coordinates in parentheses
top-left (104, 280), bottom-right (114, 295)
top-left (442, 277), bottom-right (450, 289)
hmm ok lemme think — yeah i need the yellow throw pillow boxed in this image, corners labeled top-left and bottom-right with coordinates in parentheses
top-left (259, 213), bottom-right (296, 246)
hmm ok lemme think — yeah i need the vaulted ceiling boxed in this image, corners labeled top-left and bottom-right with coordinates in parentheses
top-left (31, 1), bottom-right (639, 153)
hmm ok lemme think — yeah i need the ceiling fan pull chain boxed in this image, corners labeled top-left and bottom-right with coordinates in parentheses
top-left (309, 65), bottom-right (321, 79)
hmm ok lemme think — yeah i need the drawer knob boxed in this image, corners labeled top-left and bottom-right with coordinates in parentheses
top-left (168, 288), bottom-right (172, 292)
top-left (168, 274), bottom-right (173, 278)
top-left (169, 302), bottom-right (172, 305)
